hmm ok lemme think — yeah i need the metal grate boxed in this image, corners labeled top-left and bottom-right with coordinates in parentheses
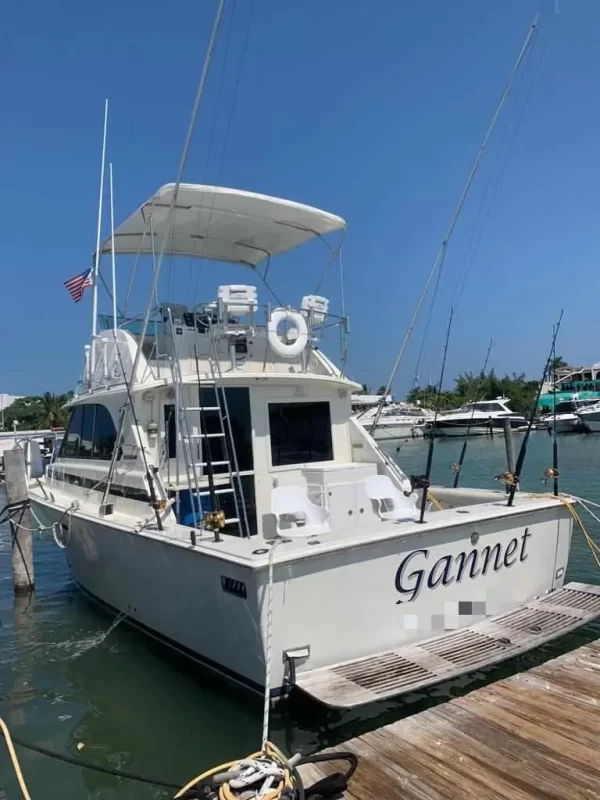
top-left (420, 630), bottom-right (510, 666)
top-left (494, 607), bottom-right (574, 636)
top-left (539, 587), bottom-right (600, 614)
top-left (295, 583), bottom-right (600, 708)
top-left (333, 652), bottom-right (432, 693)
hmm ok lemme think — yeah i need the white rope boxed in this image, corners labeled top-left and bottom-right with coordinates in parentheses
top-left (261, 539), bottom-right (278, 750)
top-left (569, 494), bottom-right (600, 512)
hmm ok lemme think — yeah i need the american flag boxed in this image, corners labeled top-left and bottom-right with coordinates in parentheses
top-left (64, 269), bottom-right (93, 303)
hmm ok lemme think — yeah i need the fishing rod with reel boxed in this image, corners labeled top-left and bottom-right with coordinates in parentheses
top-left (413, 308), bottom-right (454, 524)
top-left (507, 310), bottom-right (563, 507)
top-left (451, 339), bottom-right (493, 488)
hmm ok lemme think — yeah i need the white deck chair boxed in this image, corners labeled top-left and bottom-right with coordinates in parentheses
top-left (271, 484), bottom-right (330, 537)
top-left (365, 474), bottom-right (419, 522)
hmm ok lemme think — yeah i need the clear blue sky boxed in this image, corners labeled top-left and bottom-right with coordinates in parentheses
top-left (2, 0), bottom-right (598, 397)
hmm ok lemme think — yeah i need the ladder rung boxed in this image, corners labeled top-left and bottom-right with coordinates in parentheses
top-left (188, 461), bottom-right (230, 467)
top-left (197, 487), bottom-right (235, 496)
top-left (224, 518), bottom-right (239, 525)
top-left (185, 406), bottom-right (220, 412)
top-left (184, 433), bottom-right (225, 439)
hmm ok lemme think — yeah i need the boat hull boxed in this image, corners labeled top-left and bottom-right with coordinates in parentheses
top-left (546, 415), bottom-right (581, 433)
top-left (579, 414), bottom-right (600, 432)
top-left (369, 422), bottom-right (422, 440)
top-left (31, 496), bottom-right (572, 698)
top-left (428, 417), bottom-right (525, 437)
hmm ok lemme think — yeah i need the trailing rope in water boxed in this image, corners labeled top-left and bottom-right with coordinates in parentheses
top-left (0, 717), bottom-right (32, 800)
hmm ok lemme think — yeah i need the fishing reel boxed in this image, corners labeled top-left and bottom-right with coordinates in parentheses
top-left (542, 467), bottom-right (559, 484)
top-left (494, 471), bottom-right (516, 487)
top-left (202, 509), bottom-right (226, 532)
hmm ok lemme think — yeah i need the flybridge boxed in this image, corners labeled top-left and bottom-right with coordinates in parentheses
top-left (98, 183), bottom-right (346, 267)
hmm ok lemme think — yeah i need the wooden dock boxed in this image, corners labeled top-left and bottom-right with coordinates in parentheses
top-left (299, 638), bottom-right (600, 799)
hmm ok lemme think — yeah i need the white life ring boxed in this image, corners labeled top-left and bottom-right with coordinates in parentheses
top-left (267, 309), bottom-right (308, 358)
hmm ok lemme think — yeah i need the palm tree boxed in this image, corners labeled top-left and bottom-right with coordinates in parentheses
top-left (550, 356), bottom-right (568, 373)
top-left (40, 392), bottom-right (65, 428)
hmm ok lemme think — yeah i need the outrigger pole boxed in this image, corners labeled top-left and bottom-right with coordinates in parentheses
top-left (371, 14), bottom-right (540, 432)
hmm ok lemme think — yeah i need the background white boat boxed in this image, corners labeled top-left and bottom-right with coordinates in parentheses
top-left (426, 397), bottom-right (526, 437)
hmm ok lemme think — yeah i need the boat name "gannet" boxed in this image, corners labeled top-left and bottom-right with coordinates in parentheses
top-left (395, 528), bottom-right (531, 603)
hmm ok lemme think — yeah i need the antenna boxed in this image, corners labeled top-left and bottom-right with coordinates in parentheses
top-left (109, 162), bottom-right (117, 335)
top-left (90, 98), bottom-right (109, 377)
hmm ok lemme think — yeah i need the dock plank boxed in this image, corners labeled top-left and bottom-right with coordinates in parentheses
top-left (299, 638), bottom-right (600, 800)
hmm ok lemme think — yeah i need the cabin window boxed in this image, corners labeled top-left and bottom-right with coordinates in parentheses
top-left (197, 387), bottom-right (254, 472)
top-left (269, 401), bottom-right (333, 467)
top-left (164, 404), bottom-right (177, 459)
top-left (60, 404), bottom-right (117, 460)
top-left (79, 405), bottom-right (95, 458)
top-left (61, 406), bottom-right (83, 457)
top-left (93, 405), bottom-right (117, 459)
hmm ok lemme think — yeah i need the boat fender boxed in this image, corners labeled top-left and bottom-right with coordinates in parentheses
top-left (267, 309), bottom-right (308, 358)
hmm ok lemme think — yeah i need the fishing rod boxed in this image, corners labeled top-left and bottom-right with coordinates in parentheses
top-left (452, 339), bottom-right (493, 488)
top-left (507, 310), bottom-right (563, 506)
top-left (550, 324), bottom-right (559, 496)
top-left (417, 307), bottom-right (454, 524)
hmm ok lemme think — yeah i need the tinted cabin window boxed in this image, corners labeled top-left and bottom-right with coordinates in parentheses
top-left (164, 404), bottom-right (176, 459)
top-left (80, 405), bottom-right (95, 458)
top-left (269, 402), bottom-right (333, 466)
top-left (60, 404), bottom-right (116, 460)
top-left (93, 405), bottom-right (117, 459)
top-left (198, 387), bottom-right (253, 472)
top-left (62, 406), bottom-right (83, 457)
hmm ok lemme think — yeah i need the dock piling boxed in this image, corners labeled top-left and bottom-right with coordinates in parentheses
top-left (5, 447), bottom-right (34, 594)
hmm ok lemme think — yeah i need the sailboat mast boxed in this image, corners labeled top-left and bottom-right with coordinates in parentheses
top-left (90, 98), bottom-right (109, 378)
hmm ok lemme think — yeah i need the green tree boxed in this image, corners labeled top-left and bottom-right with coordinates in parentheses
top-left (550, 356), bottom-right (568, 373)
top-left (40, 392), bottom-right (69, 428)
top-left (407, 370), bottom-right (540, 416)
top-left (2, 392), bottom-right (72, 431)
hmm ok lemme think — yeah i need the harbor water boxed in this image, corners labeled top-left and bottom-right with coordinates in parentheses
top-left (1, 432), bottom-right (599, 797)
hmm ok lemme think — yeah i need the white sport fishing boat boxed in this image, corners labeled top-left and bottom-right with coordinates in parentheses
top-left (354, 401), bottom-right (433, 440)
top-left (425, 397), bottom-right (526, 437)
top-left (28, 183), bottom-right (600, 707)
top-left (576, 400), bottom-right (600, 432)
top-left (543, 398), bottom-right (597, 433)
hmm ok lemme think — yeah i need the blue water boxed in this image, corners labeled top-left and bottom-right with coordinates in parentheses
top-left (0, 431), bottom-right (598, 797)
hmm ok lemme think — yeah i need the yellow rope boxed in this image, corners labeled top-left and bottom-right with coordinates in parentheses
top-left (427, 491), bottom-right (444, 511)
top-left (530, 493), bottom-right (600, 569)
top-left (174, 741), bottom-right (295, 800)
top-left (0, 717), bottom-right (32, 800)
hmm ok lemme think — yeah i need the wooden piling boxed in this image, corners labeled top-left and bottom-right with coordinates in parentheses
top-left (4, 447), bottom-right (34, 593)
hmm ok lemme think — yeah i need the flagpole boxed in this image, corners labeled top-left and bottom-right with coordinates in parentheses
top-left (90, 98), bottom-right (109, 380)
top-left (109, 162), bottom-right (117, 335)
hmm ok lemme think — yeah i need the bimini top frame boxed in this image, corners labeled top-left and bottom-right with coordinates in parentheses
top-left (99, 183), bottom-right (346, 268)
